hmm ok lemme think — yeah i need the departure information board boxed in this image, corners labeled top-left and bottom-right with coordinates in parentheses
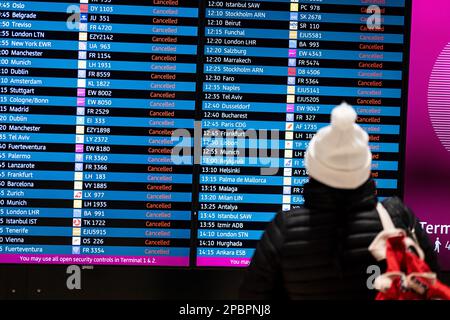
top-left (0, 0), bottom-right (410, 267)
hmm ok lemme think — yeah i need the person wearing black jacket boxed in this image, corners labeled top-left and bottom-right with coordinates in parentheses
top-left (239, 103), bottom-right (439, 300)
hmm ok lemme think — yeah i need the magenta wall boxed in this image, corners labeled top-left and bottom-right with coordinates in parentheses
top-left (405, 0), bottom-right (450, 270)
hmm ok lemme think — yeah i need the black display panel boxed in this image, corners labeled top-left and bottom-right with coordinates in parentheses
top-left (0, 0), bottom-right (411, 267)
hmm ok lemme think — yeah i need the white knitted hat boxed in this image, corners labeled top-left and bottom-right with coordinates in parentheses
top-left (305, 102), bottom-right (372, 189)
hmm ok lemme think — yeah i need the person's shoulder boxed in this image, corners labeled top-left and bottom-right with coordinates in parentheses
top-left (272, 207), bottom-right (312, 230)
top-left (261, 208), bottom-right (312, 249)
top-left (381, 196), bottom-right (416, 228)
top-left (382, 196), bottom-right (404, 208)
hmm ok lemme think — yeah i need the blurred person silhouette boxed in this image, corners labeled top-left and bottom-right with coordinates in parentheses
top-left (239, 102), bottom-right (439, 300)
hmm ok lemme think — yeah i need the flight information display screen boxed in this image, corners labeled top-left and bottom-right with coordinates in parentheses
top-left (0, 0), bottom-right (410, 267)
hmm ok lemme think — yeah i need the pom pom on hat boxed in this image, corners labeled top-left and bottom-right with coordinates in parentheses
top-left (331, 102), bottom-right (357, 131)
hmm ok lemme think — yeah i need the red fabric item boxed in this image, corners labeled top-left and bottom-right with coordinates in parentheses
top-left (376, 235), bottom-right (450, 300)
